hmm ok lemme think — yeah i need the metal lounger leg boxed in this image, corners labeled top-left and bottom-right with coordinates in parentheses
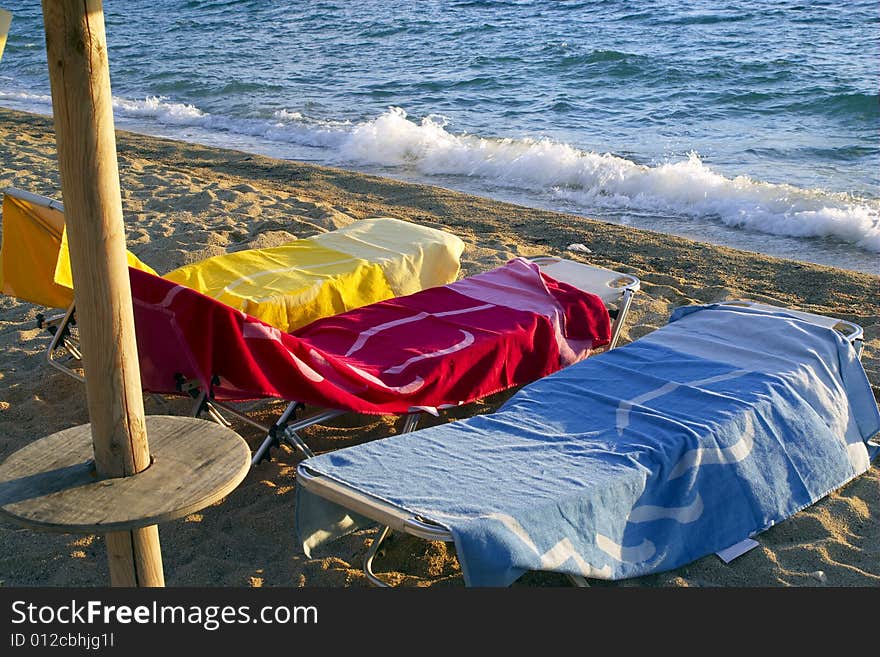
top-left (206, 399), bottom-right (269, 432)
top-left (363, 525), bottom-right (392, 588)
top-left (283, 429), bottom-right (315, 459)
top-left (401, 413), bottom-right (421, 433)
top-left (278, 409), bottom-right (346, 460)
top-left (45, 303), bottom-right (84, 383)
top-left (608, 288), bottom-right (634, 350)
top-left (61, 336), bottom-right (82, 360)
top-left (567, 574), bottom-right (591, 587)
top-left (251, 401), bottom-right (301, 466)
top-left (189, 390), bottom-right (232, 427)
top-left (364, 522), bottom-right (584, 588)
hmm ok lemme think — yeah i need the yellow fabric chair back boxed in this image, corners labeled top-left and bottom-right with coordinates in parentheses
top-left (0, 191), bottom-right (156, 308)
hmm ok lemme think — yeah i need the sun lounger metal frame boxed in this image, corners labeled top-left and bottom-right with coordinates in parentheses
top-left (295, 302), bottom-right (867, 587)
top-left (3, 186), bottom-right (66, 213)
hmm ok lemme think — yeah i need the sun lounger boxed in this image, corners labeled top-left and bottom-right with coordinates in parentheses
top-left (294, 302), bottom-right (879, 586)
top-left (1, 186), bottom-right (464, 377)
top-left (126, 256), bottom-right (637, 462)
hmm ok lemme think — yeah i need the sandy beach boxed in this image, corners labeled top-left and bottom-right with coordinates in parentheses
top-left (0, 106), bottom-right (877, 587)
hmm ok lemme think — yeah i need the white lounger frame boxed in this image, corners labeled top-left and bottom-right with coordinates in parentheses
top-left (296, 303), bottom-right (867, 587)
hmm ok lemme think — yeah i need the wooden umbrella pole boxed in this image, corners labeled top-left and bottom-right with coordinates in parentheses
top-left (41, 0), bottom-right (163, 586)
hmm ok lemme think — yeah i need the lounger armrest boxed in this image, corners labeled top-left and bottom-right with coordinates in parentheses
top-left (530, 256), bottom-right (640, 306)
top-left (297, 464), bottom-right (452, 541)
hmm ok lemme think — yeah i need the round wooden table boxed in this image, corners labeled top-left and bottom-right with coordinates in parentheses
top-left (0, 415), bottom-right (251, 533)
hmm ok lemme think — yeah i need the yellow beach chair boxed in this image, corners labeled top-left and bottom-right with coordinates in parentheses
top-left (0, 186), bottom-right (464, 378)
top-left (0, 187), bottom-right (156, 308)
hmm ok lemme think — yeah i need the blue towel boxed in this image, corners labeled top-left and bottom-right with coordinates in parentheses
top-left (295, 304), bottom-right (880, 586)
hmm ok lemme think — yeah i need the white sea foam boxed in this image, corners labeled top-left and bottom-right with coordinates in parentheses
top-left (109, 96), bottom-right (350, 148)
top-left (112, 95), bottom-right (205, 124)
top-left (3, 90), bottom-right (876, 253)
top-left (0, 89), bottom-right (54, 111)
top-left (0, 90), bottom-right (350, 148)
top-left (338, 108), bottom-right (880, 253)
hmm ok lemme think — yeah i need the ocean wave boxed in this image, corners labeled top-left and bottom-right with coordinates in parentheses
top-left (112, 95), bottom-right (207, 125)
top-left (117, 96), bottom-right (354, 148)
top-left (557, 49), bottom-right (643, 67)
top-left (791, 91), bottom-right (880, 119)
top-left (0, 89), bottom-right (352, 148)
top-left (3, 89), bottom-right (876, 253)
top-left (0, 89), bottom-right (54, 110)
top-left (659, 12), bottom-right (753, 25)
top-left (338, 108), bottom-right (880, 252)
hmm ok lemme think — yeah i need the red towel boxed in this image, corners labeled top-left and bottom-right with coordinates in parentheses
top-left (131, 257), bottom-right (610, 414)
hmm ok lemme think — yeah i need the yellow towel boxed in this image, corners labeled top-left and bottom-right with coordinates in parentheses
top-left (164, 217), bottom-right (464, 332)
top-left (54, 227), bottom-right (157, 290)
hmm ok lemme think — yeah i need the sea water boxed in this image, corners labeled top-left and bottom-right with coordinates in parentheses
top-left (1, 0), bottom-right (877, 273)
